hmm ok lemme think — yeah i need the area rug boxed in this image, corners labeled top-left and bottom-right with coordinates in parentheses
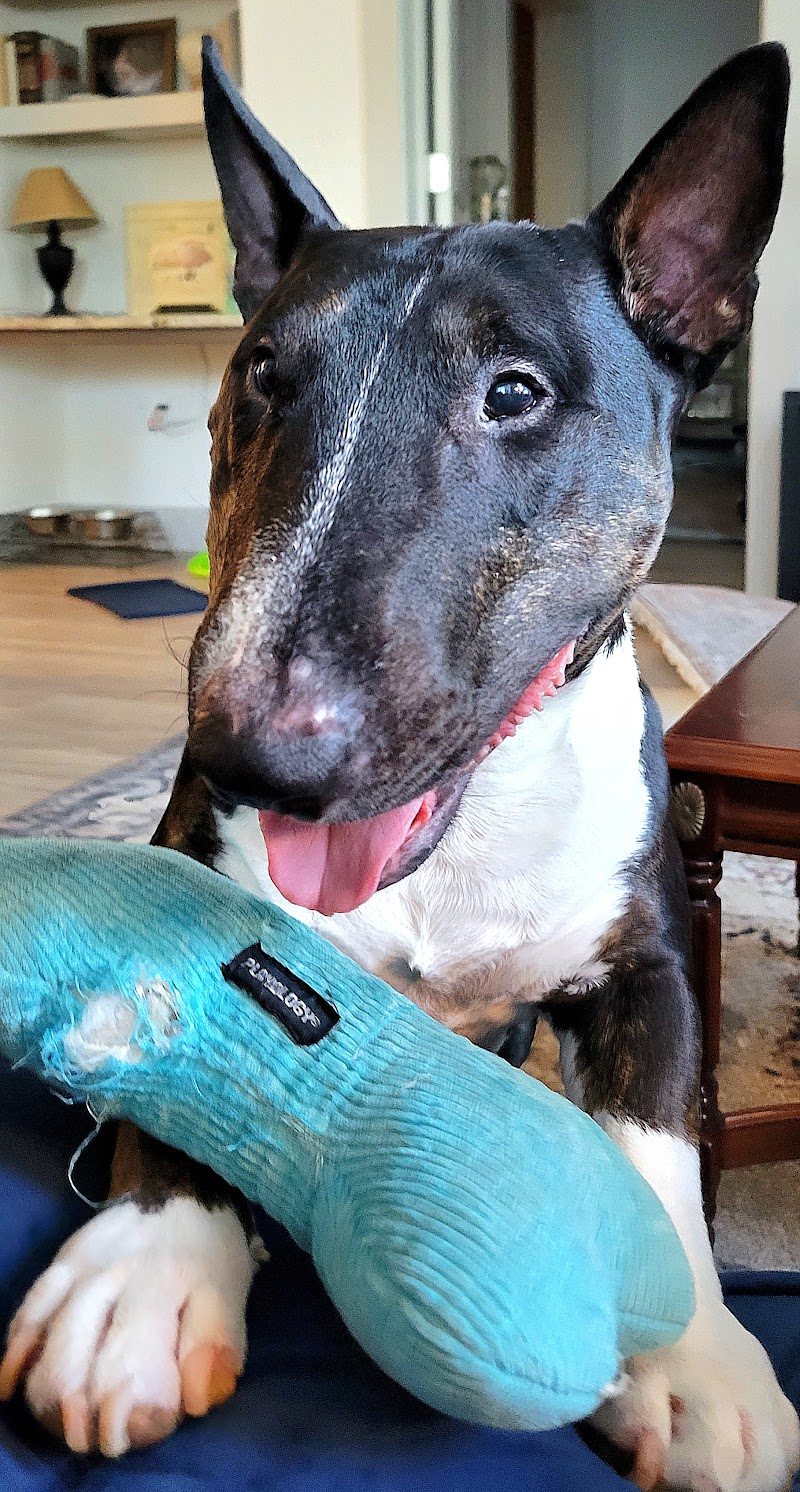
top-left (1, 739), bottom-right (798, 1269)
top-left (0, 736), bottom-right (184, 842)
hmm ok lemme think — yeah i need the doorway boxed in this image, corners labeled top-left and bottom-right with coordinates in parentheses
top-left (502, 0), bottom-right (760, 587)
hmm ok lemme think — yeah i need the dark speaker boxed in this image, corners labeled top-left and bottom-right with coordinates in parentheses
top-left (778, 390), bottom-right (800, 602)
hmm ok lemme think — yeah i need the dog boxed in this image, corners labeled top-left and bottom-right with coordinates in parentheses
top-left (1, 38), bottom-right (798, 1492)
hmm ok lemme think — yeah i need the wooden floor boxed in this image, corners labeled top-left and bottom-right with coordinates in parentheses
top-left (0, 561), bottom-right (201, 816)
top-left (0, 562), bottom-right (695, 820)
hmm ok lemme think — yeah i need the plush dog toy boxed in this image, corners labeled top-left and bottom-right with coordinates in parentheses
top-left (0, 836), bottom-right (694, 1432)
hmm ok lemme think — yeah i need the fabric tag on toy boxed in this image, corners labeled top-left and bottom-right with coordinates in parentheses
top-left (222, 944), bottom-right (339, 1045)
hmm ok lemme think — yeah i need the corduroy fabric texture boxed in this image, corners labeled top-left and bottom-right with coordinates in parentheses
top-left (0, 837), bottom-right (695, 1431)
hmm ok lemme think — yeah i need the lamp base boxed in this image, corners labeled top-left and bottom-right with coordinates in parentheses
top-left (37, 220), bottom-right (74, 317)
top-left (43, 298), bottom-right (74, 318)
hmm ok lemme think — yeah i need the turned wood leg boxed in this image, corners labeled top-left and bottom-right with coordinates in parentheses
top-left (682, 847), bottom-right (725, 1234)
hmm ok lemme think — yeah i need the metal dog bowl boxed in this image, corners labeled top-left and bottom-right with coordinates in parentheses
top-left (25, 507), bottom-right (73, 538)
top-left (74, 510), bottom-right (137, 543)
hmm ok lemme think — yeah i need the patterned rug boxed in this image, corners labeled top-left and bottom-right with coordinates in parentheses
top-left (0, 737), bottom-right (184, 843)
top-left (2, 739), bottom-right (798, 1269)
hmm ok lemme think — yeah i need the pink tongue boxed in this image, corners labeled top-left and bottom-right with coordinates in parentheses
top-left (259, 797), bottom-right (427, 916)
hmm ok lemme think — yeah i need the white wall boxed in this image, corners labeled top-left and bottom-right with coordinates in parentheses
top-left (586, 0), bottom-right (758, 206)
top-left (241, 0), bottom-right (407, 228)
top-left (359, 0), bottom-right (408, 226)
top-left (0, 331), bottom-right (230, 532)
top-left (746, 0), bottom-right (799, 595)
top-left (534, 2), bottom-right (590, 227)
top-left (527, 0), bottom-right (757, 227)
top-left (240, 0), bottom-right (366, 226)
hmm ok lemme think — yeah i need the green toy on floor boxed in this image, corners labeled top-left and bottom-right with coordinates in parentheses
top-left (0, 836), bottom-right (694, 1431)
top-left (187, 550), bottom-right (210, 580)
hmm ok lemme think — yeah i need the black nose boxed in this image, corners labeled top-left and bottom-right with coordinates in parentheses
top-left (189, 656), bottom-right (366, 818)
top-left (189, 711), bottom-right (361, 820)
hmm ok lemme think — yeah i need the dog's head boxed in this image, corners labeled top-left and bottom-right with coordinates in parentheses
top-left (189, 41), bottom-right (787, 915)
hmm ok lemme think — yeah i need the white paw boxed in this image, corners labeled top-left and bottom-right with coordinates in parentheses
top-left (592, 1299), bottom-right (800, 1492)
top-left (0, 1197), bottom-right (257, 1457)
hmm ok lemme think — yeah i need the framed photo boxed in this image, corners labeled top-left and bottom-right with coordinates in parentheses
top-left (87, 19), bottom-right (177, 98)
top-left (125, 200), bottom-right (231, 316)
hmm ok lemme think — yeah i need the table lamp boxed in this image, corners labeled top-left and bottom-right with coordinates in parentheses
top-left (10, 167), bottom-right (98, 315)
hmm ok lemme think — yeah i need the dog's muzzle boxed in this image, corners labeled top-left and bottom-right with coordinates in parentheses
top-left (190, 642), bottom-right (575, 918)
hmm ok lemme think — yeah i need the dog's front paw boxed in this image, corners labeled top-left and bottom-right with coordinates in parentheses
top-left (591, 1299), bottom-right (800, 1492)
top-left (0, 1197), bottom-right (257, 1456)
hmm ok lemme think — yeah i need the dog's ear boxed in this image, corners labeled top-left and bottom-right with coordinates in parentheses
top-left (590, 43), bottom-right (788, 379)
top-left (201, 37), bottom-right (340, 321)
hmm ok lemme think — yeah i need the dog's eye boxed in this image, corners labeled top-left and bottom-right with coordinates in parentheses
top-left (484, 375), bottom-right (542, 420)
top-left (251, 349), bottom-right (276, 399)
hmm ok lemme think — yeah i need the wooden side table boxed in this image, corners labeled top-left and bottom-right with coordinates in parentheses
top-left (665, 604), bottom-right (800, 1222)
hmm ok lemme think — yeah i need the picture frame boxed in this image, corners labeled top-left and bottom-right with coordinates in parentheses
top-left (86, 19), bottom-right (177, 98)
top-left (125, 199), bottom-right (231, 317)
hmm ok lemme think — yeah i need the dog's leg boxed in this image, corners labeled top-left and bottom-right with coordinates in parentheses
top-left (0, 760), bottom-right (259, 1457)
top-left (0, 1122), bottom-right (257, 1456)
top-left (547, 957), bottom-right (800, 1492)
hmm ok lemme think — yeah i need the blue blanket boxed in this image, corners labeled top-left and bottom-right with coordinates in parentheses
top-left (1, 1061), bottom-right (798, 1492)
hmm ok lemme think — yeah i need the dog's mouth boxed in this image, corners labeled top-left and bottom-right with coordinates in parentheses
top-left (259, 639), bottom-right (576, 916)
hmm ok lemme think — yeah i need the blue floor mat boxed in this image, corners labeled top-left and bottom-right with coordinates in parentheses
top-left (67, 579), bottom-right (207, 620)
top-left (0, 1060), bottom-right (797, 1491)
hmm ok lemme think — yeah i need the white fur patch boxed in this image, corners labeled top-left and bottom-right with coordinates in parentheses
top-left (196, 272), bottom-right (430, 688)
top-left (292, 272), bottom-right (430, 574)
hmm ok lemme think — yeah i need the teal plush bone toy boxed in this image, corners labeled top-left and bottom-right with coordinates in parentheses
top-left (0, 836), bottom-right (694, 1430)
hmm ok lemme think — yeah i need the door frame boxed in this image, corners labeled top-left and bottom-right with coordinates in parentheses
top-left (511, 0), bottom-right (536, 220)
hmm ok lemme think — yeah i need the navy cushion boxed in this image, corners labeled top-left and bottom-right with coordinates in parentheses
top-left (0, 1061), bottom-right (798, 1492)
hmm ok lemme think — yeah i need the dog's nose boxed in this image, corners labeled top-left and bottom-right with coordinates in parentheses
top-left (189, 663), bottom-right (363, 819)
top-left (189, 718), bottom-right (353, 818)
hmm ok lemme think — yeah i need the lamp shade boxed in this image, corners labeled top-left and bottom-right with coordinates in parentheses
top-left (10, 168), bottom-right (98, 231)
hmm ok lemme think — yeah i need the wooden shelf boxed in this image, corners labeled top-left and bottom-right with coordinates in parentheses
top-left (3, 1), bottom-right (149, 6)
top-left (3, 1), bottom-right (143, 6)
top-left (0, 91), bottom-right (205, 142)
top-left (0, 313), bottom-right (242, 332)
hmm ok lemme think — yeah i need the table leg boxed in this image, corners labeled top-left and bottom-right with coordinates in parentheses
top-left (795, 862), bottom-right (800, 954)
top-left (682, 847), bottom-right (725, 1232)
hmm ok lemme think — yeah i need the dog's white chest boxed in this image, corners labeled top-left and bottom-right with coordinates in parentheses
top-left (216, 628), bottom-right (651, 1034)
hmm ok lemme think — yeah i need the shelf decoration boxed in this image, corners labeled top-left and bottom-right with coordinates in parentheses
top-left (125, 199), bottom-right (231, 317)
top-left (86, 18), bottom-right (177, 98)
top-left (3, 30), bottom-right (81, 106)
top-left (178, 13), bottom-right (240, 91)
top-left (10, 166), bottom-right (98, 316)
